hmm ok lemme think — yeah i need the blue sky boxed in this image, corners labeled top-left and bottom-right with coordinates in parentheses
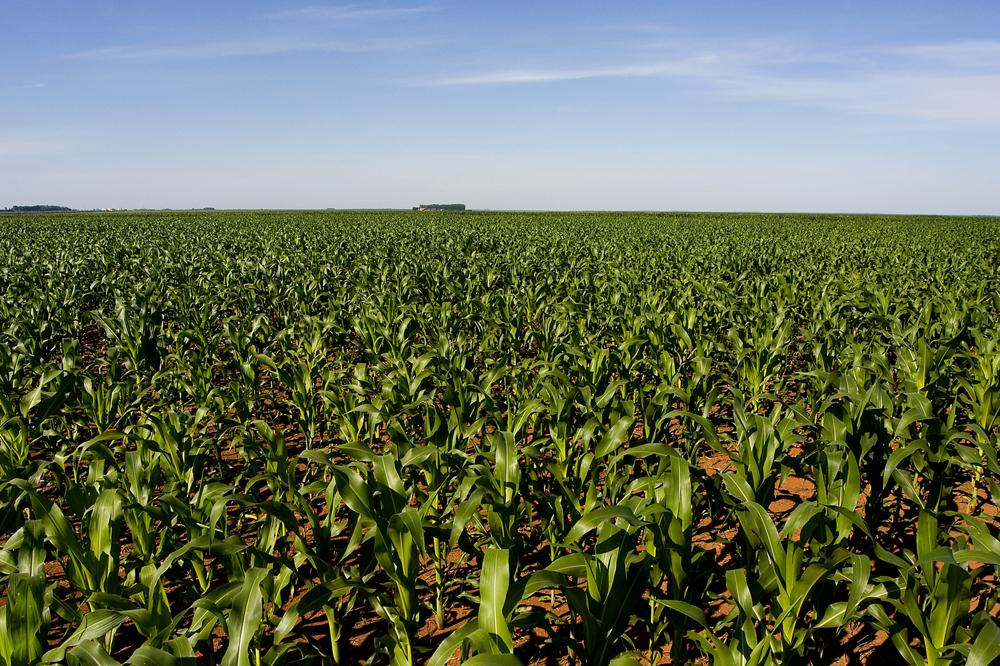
top-left (3, 1), bottom-right (999, 213)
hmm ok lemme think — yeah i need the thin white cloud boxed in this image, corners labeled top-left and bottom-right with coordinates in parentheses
top-left (426, 40), bottom-right (820, 87)
top-left (885, 40), bottom-right (1000, 67)
top-left (271, 4), bottom-right (433, 20)
top-left (601, 23), bottom-right (675, 34)
top-left (721, 72), bottom-right (1000, 124)
top-left (0, 133), bottom-right (64, 157)
top-left (432, 56), bottom-right (728, 86)
top-left (426, 39), bottom-right (1000, 126)
top-left (66, 36), bottom-right (419, 60)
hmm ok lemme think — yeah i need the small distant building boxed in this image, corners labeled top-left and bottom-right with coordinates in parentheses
top-left (412, 203), bottom-right (466, 211)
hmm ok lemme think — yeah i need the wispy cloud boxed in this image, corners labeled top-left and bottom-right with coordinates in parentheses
top-left (599, 23), bottom-right (676, 35)
top-left (0, 133), bottom-right (64, 157)
top-left (66, 36), bottom-right (419, 60)
top-left (271, 4), bottom-right (434, 20)
top-left (883, 40), bottom-right (1000, 68)
top-left (720, 72), bottom-right (1000, 124)
top-left (64, 3), bottom-right (436, 62)
top-left (425, 39), bottom-right (1000, 126)
top-left (432, 56), bottom-right (728, 86)
top-left (426, 39), bottom-right (819, 87)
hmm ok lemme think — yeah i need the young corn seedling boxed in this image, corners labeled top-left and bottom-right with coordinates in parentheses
top-left (91, 295), bottom-right (163, 381)
top-left (259, 352), bottom-right (326, 450)
top-left (557, 504), bottom-right (650, 665)
top-left (80, 375), bottom-right (145, 433)
top-left (725, 310), bottom-right (792, 410)
top-left (427, 546), bottom-right (582, 666)
top-left (13, 482), bottom-right (126, 615)
top-left (411, 401), bottom-right (483, 628)
top-left (332, 454), bottom-right (429, 665)
top-left (872, 510), bottom-right (974, 666)
top-left (722, 475), bottom-right (836, 662)
top-left (727, 397), bottom-right (797, 506)
top-left (0, 521), bottom-right (50, 666)
top-left (475, 430), bottom-right (527, 551)
top-left (692, 568), bottom-right (774, 666)
top-left (633, 447), bottom-right (710, 663)
top-left (134, 408), bottom-right (212, 496)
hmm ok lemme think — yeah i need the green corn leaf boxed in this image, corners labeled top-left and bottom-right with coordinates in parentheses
top-left (563, 506), bottom-right (642, 545)
top-left (520, 569), bottom-right (570, 603)
top-left (427, 620), bottom-right (482, 666)
top-left (607, 656), bottom-right (641, 666)
top-left (396, 507), bottom-right (427, 555)
top-left (42, 610), bottom-right (125, 663)
top-left (374, 453), bottom-right (406, 499)
top-left (968, 619), bottom-right (1000, 666)
top-left (478, 548), bottom-right (513, 652)
top-left (490, 431), bottom-right (520, 505)
top-left (272, 578), bottom-right (353, 644)
top-left (450, 489), bottom-right (485, 548)
top-left (66, 640), bottom-right (121, 666)
top-left (89, 489), bottom-right (124, 561)
top-left (594, 414), bottom-right (636, 458)
top-left (1, 573), bottom-right (46, 665)
top-left (221, 568), bottom-right (269, 666)
top-left (463, 655), bottom-right (524, 666)
top-left (544, 553), bottom-right (589, 577)
top-left (655, 599), bottom-right (707, 627)
top-left (332, 465), bottom-right (374, 519)
top-left (124, 646), bottom-right (178, 666)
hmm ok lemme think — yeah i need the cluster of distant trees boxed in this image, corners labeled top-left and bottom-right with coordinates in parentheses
top-left (413, 203), bottom-right (466, 211)
top-left (2, 205), bottom-right (74, 212)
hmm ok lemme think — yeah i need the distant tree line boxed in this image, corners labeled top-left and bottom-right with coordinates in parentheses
top-left (2, 205), bottom-right (74, 212)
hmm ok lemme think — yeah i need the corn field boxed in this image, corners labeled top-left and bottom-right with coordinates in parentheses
top-left (1, 210), bottom-right (999, 665)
